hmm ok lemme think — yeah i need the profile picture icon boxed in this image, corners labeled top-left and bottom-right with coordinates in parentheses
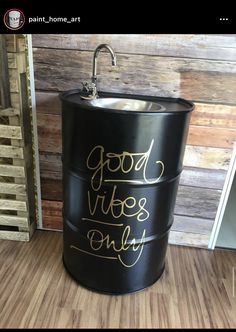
top-left (4, 9), bottom-right (25, 30)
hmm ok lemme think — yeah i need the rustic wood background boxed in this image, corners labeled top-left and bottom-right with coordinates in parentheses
top-left (32, 34), bottom-right (236, 247)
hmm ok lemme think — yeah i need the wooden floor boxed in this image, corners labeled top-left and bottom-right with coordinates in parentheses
top-left (0, 231), bottom-right (235, 328)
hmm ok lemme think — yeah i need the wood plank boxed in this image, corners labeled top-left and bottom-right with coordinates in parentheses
top-left (0, 107), bottom-right (20, 117)
top-left (180, 167), bottom-right (226, 190)
top-left (0, 165), bottom-right (25, 177)
top-left (42, 216), bottom-right (63, 230)
top-left (42, 200), bottom-right (63, 217)
top-left (187, 126), bottom-right (236, 149)
top-left (190, 103), bottom-right (236, 129)
top-left (42, 200), bottom-right (63, 230)
top-left (0, 35), bottom-right (11, 108)
top-left (0, 230), bottom-right (29, 241)
top-left (19, 72), bottom-right (37, 231)
top-left (8, 67), bottom-right (21, 93)
top-left (0, 124), bottom-right (22, 139)
top-left (5, 35), bottom-right (25, 53)
top-left (169, 231), bottom-right (209, 248)
top-left (36, 91), bottom-right (61, 115)
top-left (172, 215), bottom-right (214, 235)
top-left (37, 113), bottom-right (61, 154)
top-left (0, 182), bottom-right (26, 195)
top-left (0, 199), bottom-right (27, 211)
top-left (33, 49), bottom-right (236, 104)
top-left (0, 214), bottom-right (28, 227)
top-left (32, 34), bottom-right (236, 61)
top-left (184, 146), bottom-right (231, 170)
top-left (39, 154), bottom-right (62, 179)
top-left (10, 92), bottom-right (22, 110)
top-left (175, 186), bottom-right (221, 219)
top-left (8, 53), bottom-right (17, 69)
top-left (0, 145), bottom-right (24, 159)
top-left (40, 178), bottom-right (62, 201)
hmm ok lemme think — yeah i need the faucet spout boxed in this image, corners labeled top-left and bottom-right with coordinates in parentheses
top-left (91, 44), bottom-right (117, 94)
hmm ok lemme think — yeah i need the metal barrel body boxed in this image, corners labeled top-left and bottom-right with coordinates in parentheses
top-left (60, 90), bottom-right (194, 294)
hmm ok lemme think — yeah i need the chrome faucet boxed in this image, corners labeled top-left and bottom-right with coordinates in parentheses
top-left (81, 44), bottom-right (117, 99)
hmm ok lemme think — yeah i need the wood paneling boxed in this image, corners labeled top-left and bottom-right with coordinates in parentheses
top-left (37, 113), bottom-right (61, 154)
top-left (190, 103), bottom-right (236, 129)
top-left (187, 126), bottom-right (236, 149)
top-left (42, 200), bottom-right (63, 217)
top-left (36, 91), bottom-right (61, 115)
top-left (184, 146), bottom-right (231, 170)
top-left (40, 178), bottom-right (62, 201)
top-left (172, 215), bottom-right (214, 235)
top-left (180, 167), bottom-right (226, 190)
top-left (42, 216), bottom-right (62, 230)
top-left (42, 200), bottom-right (63, 230)
top-left (33, 48), bottom-right (236, 104)
top-left (39, 154), bottom-right (62, 179)
top-left (32, 34), bottom-right (236, 61)
top-left (169, 231), bottom-right (210, 248)
top-left (1, 231), bottom-right (236, 328)
top-left (175, 186), bottom-right (221, 219)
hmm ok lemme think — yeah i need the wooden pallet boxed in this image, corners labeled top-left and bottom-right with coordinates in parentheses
top-left (0, 35), bottom-right (36, 241)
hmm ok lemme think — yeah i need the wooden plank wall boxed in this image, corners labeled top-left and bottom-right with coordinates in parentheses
top-left (32, 34), bottom-right (236, 247)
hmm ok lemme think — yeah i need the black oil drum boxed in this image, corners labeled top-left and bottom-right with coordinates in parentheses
top-left (60, 90), bottom-right (194, 294)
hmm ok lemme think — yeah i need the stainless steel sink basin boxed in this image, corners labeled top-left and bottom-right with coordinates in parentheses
top-left (88, 98), bottom-right (166, 112)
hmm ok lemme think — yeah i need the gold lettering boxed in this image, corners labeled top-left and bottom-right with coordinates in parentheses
top-left (86, 145), bottom-right (105, 191)
top-left (86, 139), bottom-right (165, 190)
top-left (76, 140), bottom-right (163, 268)
top-left (87, 185), bottom-right (149, 222)
top-left (86, 226), bottom-right (146, 268)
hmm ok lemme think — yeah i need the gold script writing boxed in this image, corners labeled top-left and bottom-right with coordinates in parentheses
top-left (87, 226), bottom-right (146, 268)
top-left (86, 139), bottom-right (164, 191)
top-left (71, 139), bottom-right (165, 268)
top-left (88, 185), bottom-right (149, 222)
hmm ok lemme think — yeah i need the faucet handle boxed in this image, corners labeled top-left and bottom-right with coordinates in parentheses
top-left (81, 81), bottom-right (97, 99)
top-left (81, 81), bottom-right (92, 93)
